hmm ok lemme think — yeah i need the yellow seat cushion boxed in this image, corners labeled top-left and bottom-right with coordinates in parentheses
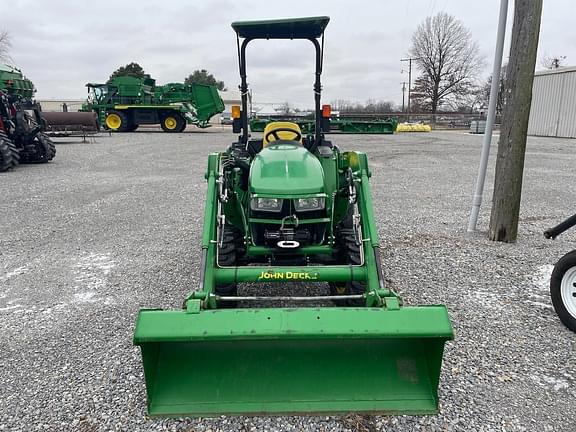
top-left (262, 121), bottom-right (303, 147)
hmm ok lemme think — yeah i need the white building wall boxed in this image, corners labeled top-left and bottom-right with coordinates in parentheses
top-left (528, 67), bottom-right (576, 138)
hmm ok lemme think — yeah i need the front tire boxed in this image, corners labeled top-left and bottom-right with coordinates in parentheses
top-left (21, 133), bottom-right (56, 164)
top-left (551, 250), bottom-right (576, 332)
top-left (105, 111), bottom-right (129, 132)
top-left (215, 224), bottom-right (244, 308)
top-left (160, 112), bottom-right (185, 133)
top-left (330, 204), bottom-right (366, 306)
top-left (176, 121), bottom-right (187, 133)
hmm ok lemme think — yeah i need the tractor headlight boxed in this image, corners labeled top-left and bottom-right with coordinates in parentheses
top-left (251, 197), bottom-right (283, 212)
top-left (294, 197), bottom-right (325, 212)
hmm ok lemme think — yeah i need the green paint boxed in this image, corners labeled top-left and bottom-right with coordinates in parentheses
top-left (0, 64), bottom-right (35, 99)
top-left (134, 307), bottom-right (452, 416)
top-left (249, 117), bottom-right (398, 134)
top-left (214, 265), bottom-right (365, 283)
top-left (249, 144), bottom-right (325, 195)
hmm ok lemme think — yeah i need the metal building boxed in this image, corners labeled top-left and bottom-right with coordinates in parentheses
top-left (528, 66), bottom-right (576, 138)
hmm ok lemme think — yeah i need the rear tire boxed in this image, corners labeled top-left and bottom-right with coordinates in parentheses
top-left (550, 250), bottom-right (576, 332)
top-left (215, 224), bottom-right (244, 308)
top-left (160, 112), bottom-right (185, 133)
top-left (21, 133), bottom-right (56, 164)
top-left (0, 132), bottom-right (19, 171)
top-left (105, 111), bottom-right (130, 132)
top-left (127, 123), bottom-right (139, 132)
top-left (330, 204), bottom-right (366, 306)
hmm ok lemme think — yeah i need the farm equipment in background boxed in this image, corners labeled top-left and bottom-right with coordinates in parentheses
top-left (544, 213), bottom-right (576, 332)
top-left (0, 65), bottom-right (56, 171)
top-left (82, 75), bottom-right (224, 132)
top-left (42, 111), bottom-right (100, 139)
top-left (250, 114), bottom-right (398, 134)
top-left (133, 16), bottom-right (453, 417)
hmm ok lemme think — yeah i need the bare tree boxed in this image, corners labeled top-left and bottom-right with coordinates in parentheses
top-left (274, 102), bottom-right (292, 114)
top-left (540, 54), bottom-right (566, 69)
top-left (0, 30), bottom-right (11, 63)
top-left (409, 12), bottom-right (484, 115)
top-left (479, 64), bottom-right (508, 115)
top-left (329, 99), bottom-right (396, 114)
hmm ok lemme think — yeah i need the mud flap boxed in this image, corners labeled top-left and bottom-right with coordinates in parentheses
top-left (134, 306), bottom-right (453, 417)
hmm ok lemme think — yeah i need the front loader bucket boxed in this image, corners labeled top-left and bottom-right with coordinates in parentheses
top-left (134, 306), bottom-right (453, 417)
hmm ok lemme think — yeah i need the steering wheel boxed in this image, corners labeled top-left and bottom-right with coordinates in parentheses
top-left (265, 127), bottom-right (302, 143)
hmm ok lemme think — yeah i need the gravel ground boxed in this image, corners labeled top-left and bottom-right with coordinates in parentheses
top-left (1, 127), bottom-right (575, 432)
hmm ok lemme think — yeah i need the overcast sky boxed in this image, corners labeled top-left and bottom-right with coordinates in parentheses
top-left (1, 0), bottom-right (574, 107)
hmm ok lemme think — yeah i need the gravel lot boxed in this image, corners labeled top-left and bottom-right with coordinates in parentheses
top-left (1, 127), bottom-right (575, 432)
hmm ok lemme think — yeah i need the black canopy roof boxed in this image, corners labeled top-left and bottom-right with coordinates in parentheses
top-left (232, 16), bottom-right (330, 39)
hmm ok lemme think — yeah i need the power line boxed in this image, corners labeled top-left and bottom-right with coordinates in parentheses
top-left (401, 82), bottom-right (407, 112)
top-left (401, 57), bottom-right (419, 114)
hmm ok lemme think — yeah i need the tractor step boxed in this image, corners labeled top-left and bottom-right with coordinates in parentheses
top-left (134, 306), bottom-right (453, 417)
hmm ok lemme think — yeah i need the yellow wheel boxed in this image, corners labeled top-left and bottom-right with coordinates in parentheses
top-left (105, 112), bottom-right (123, 130)
top-left (160, 112), bottom-right (185, 133)
top-left (164, 116), bottom-right (178, 130)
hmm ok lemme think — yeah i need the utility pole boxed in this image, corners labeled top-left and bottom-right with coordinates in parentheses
top-left (401, 81), bottom-right (407, 113)
top-left (488, 0), bottom-right (543, 242)
top-left (401, 57), bottom-right (418, 115)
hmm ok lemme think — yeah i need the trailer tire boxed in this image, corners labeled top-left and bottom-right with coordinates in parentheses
top-left (215, 224), bottom-right (244, 308)
top-left (330, 204), bottom-right (366, 306)
top-left (0, 132), bottom-right (19, 171)
top-left (550, 250), bottom-right (576, 332)
top-left (160, 112), bottom-right (185, 133)
top-left (105, 111), bottom-right (129, 132)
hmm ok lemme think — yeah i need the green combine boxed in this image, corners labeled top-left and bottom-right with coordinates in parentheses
top-left (134, 16), bottom-right (453, 417)
top-left (250, 116), bottom-right (398, 134)
top-left (83, 75), bottom-right (224, 132)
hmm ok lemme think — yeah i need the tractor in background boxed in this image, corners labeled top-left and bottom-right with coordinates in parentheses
top-left (82, 75), bottom-right (225, 132)
top-left (0, 64), bottom-right (56, 172)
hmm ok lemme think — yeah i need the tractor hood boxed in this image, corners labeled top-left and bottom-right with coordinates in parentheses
top-left (249, 143), bottom-right (325, 196)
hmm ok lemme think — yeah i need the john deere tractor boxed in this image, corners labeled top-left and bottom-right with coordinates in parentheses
top-left (134, 17), bottom-right (453, 417)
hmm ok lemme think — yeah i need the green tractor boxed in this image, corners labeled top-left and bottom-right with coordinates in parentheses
top-left (134, 17), bottom-right (453, 417)
top-left (83, 75), bottom-right (224, 132)
top-left (0, 64), bottom-right (56, 171)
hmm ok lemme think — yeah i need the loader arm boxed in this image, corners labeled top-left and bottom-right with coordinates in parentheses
top-left (134, 151), bottom-right (454, 416)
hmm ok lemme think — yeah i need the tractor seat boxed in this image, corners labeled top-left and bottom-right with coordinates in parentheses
top-left (262, 121), bottom-right (303, 147)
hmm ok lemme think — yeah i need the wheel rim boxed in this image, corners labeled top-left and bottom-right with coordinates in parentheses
top-left (164, 117), bottom-right (178, 130)
top-left (560, 266), bottom-right (576, 318)
top-left (106, 113), bottom-right (122, 130)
